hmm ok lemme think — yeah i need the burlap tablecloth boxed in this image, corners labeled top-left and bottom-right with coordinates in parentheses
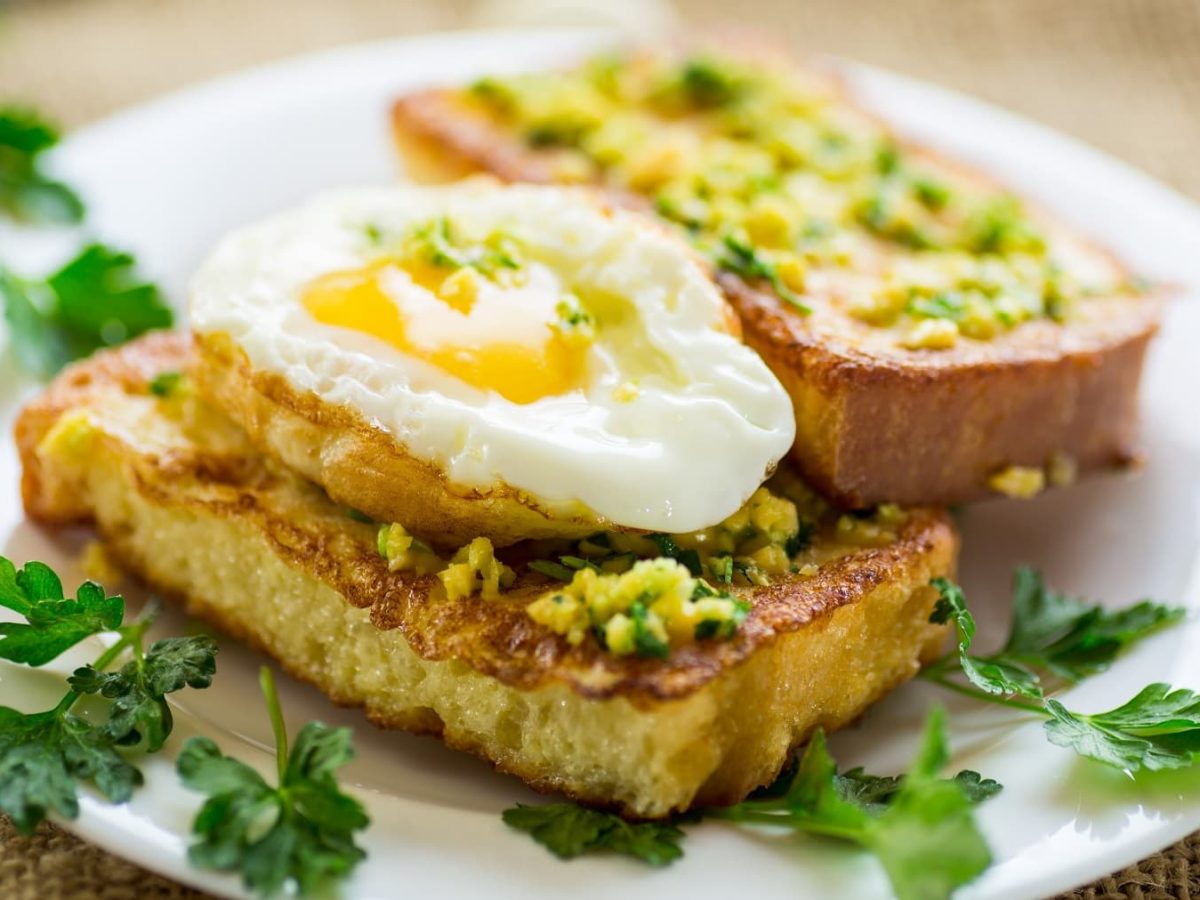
top-left (2, 1), bottom-right (1198, 897)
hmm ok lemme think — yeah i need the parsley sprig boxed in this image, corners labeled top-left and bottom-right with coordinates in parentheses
top-left (0, 107), bottom-right (84, 224)
top-left (1, 243), bottom-right (173, 379)
top-left (713, 709), bottom-right (992, 900)
top-left (505, 709), bottom-right (997, 900)
top-left (0, 556), bottom-right (217, 834)
top-left (923, 570), bottom-right (1195, 771)
top-left (178, 667), bottom-right (370, 898)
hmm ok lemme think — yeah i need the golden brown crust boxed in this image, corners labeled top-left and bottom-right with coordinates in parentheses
top-left (722, 274), bottom-right (1160, 506)
top-left (16, 330), bottom-right (197, 523)
top-left (16, 335), bottom-right (959, 815)
top-left (390, 81), bottom-right (1161, 507)
top-left (189, 332), bottom-right (616, 549)
top-left (17, 336), bottom-right (956, 707)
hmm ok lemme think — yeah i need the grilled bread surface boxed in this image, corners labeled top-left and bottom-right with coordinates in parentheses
top-left (391, 61), bottom-right (1159, 508)
top-left (17, 333), bottom-right (956, 817)
top-left (192, 330), bottom-right (608, 550)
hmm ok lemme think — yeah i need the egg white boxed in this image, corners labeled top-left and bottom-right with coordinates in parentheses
top-left (189, 181), bottom-right (796, 533)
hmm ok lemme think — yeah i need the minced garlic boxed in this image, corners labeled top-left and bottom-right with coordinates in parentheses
top-left (377, 523), bottom-right (514, 600)
top-left (37, 411), bottom-right (96, 460)
top-left (464, 53), bottom-right (1123, 350)
top-left (439, 537), bottom-right (515, 601)
top-left (525, 558), bottom-right (748, 657)
top-left (988, 465), bottom-right (1046, 499)
top-left (902, 318), bottom-right (959, 350)
top-left (377, 522), bottom-right (443, 576)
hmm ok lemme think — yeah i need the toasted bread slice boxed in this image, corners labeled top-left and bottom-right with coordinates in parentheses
top-left (390, 55), bottom-right (1159, 508)
top-left (17, 333), bottom-right (956, 817)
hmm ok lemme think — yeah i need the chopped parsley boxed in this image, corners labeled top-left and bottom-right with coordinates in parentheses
top-left (409, 218), bottom-right (522, 277)
top-left (676, 58), bottom-right (747, 108)
top-left (2, 244), bottom-right (173, 379)
top-left (148, 371), bottom-right (184, 398)
top-left (178, 667), bottom-right (370, 897)
top-left (0, 556), bottom-right (217, 834)
top-left (626, 601), bottom-right (670, 659)
top-left (963, 195), bottom-right (1045, 255)
top-left (715, 234), bottom-right (810, 313)
top-left (0, 106), bottom-right (84, 224)
top-left (647, 533), bottom-right (702, 577)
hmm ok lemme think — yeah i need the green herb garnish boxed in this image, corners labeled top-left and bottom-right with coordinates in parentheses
top-left (411, 218), bottom-right (522, 276)
top-left (178, 666), bottom-right (370, 898)
top-left (715, 708), bottom-right (992, 900)
top-left (0, 106), bottom-right (84, 224)
top-left (715, 234), bottom-right (810, 313)
top-left (504, 708), bottom-right (997, 900)
top-left (923, 570), bottom-right (1193, 770)
top-left (1043, 684), bottom-right (1200, 771)
top-left (147, 371), bottom-right (183, 398)
top-left (503, 802), bottom-right (685, 865)
top-left (0, 556), bottom-right (217, 834)
top-left (676, 58), bottom-right (746, 108)
top-left (647, 533), bottom-right (702, 577)
top-left (2, 244), bottom-right (173, 379)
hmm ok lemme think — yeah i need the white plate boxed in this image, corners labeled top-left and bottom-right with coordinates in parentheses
top-left (3, 27), bottom-right (1200, 900)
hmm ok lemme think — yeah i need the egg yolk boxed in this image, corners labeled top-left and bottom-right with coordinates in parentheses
top-left (302, 260), bottom-right (588, 404)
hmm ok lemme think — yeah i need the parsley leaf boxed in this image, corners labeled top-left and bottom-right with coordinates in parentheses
top-left (1002, 567), bottom-right (1183, 683)
top-left (502, 710), bottom-right (998, 897)
top-left (502, 803), bottom-right (685, 866)
top-left (0, 557), bottom-right (124, 665)
top-left (1, 244), bottom-right (173, 379)
top-left (70, 635), bottom-right (218, 752)
top-left (928, 571), bottom-right (1182, 702)
top-left (1043, 685), bottom-right (1200, 771)
top-left (924, 572), bottom-right (1196, 772)
top-left (0, 707), bottom-right (141, 834)
top-left (929, 577), bottom-right (1042, 699)
top-left (0, 107), bottom-right (84, 224)
top-left (0, 556), bottom-right (218, 834)
top-left (718, 708), bottom-right (993, 900)
top-left (178, 667), bottom-right (369, 897)
top-left (832, 767), bottom-right (1000, 813)
top-left (952, 770), bottom-right (1005, 804)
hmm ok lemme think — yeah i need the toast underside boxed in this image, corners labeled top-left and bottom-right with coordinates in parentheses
top-left (17, 333), bottom-right (956, 817)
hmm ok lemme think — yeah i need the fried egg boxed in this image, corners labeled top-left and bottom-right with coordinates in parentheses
top-left (189, 181), bottom-right (795, 537)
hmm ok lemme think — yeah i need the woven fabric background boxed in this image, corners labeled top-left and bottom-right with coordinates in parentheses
top-left (2, 0), bottom-right (1199, 897)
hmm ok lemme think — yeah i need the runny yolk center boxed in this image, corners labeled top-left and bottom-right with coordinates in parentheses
top-left (301, 259), bottom-right (588, 404)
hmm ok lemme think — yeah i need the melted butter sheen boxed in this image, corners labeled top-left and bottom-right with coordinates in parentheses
top-left (302, 260), bottom-right (586, 404)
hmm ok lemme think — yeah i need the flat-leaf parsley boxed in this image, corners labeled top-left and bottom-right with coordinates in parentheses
top-left (923, 570), bottom-right (1194, 771)
top-left (178, 667), bottom-right (370, 898)
top-left (0, 556), bottom-right (216, 833)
